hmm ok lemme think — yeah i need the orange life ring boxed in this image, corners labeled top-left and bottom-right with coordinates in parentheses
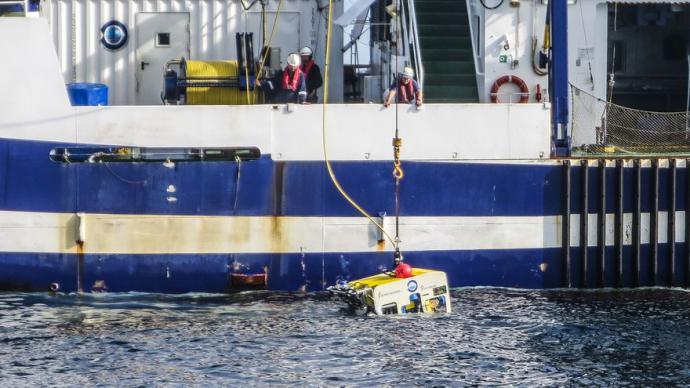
top-left (490, 75), bottom-right (529, 103)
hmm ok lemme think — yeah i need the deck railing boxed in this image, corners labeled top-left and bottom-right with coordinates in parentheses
top-left (404, 0), bottom-right (424, 89)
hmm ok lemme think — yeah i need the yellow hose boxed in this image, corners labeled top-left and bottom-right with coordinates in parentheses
top-left (244, 39), bottom-right (251, 104)
top-left (321, 0), bottom-right (397, 248)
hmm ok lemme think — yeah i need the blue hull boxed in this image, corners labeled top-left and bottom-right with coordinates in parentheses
top-left (2, 138), bottom-right (689, 292)
top-left (2, 138), bottom-right (686, 217)
top-left (1, 138), bottom-right (567, 217)
top-left (0, 244), bottom-right (687, 292)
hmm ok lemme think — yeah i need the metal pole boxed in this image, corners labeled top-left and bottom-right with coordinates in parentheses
top-left (598, 159), bottom-right (606, 287)
top-left (686, 159), bottom-right (690, 287)
top-left (549, 0), bottom-right (570, 156)
top-left (615, 159), bottom-right (623, 288)
top-left (563, 160), bottom-right (571, 288)
top-left (683, 159), bottom-right (690, 287)
top-left (580, 159), bottom-right (589, 288)
top-left (651, 159), bottom-right (659, 286)
top-left (670, 159), bottom-right (677, 287)
top-left (633, 159), bottom-right (641, 287)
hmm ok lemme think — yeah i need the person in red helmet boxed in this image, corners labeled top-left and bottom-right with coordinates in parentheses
top-left (388, 250), bottom-right (413, 278)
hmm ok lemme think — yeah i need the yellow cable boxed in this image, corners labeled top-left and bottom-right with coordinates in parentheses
top-left (321, 0), bottom-right (397, 248)
top-left (244, 39), bottom-right (251, 104)
top-left (254, 0), bottom-right (285, 104)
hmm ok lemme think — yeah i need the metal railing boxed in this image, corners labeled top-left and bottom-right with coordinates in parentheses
top-left (466, 0), bottom-right (484, 77)
top-left (404, 0), bottom-right (424, 89)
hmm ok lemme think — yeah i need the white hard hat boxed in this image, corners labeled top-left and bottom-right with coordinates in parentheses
top-left (299, 46), bottom-right (313, 56)
top-left (401, 67), bottom-right (414, 79)
top-left (287, 53), bottom-right (301, 67)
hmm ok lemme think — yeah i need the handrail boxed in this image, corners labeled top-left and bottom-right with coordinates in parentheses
top-left (406, 0), bottom-right (425, 89)
top-left (466, 0), bottom-right (484, 77)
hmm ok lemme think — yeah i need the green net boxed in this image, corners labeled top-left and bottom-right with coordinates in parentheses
top-left (571, 86), bottom-right (690, 156)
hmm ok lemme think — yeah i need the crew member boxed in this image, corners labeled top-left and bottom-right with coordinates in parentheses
top-left (389, 250), bottom-right (413, 278)
top-left (299, 46), bottom-right (323, 103)
top-left (256, 53), bottom-right (307, 104)
top-left (383, 67), bottom-right (423, 108)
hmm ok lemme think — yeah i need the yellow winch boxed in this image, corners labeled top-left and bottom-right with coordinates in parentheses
top-left (162, 32), bottom-right (263, 105)
top-left (162, 58), bottom-right (261, 105)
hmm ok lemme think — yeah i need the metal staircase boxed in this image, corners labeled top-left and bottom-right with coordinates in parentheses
top-left (414, 0), bottom-right (479, 102)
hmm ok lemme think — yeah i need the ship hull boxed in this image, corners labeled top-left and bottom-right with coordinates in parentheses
top-left (2, 137), bottom-right (687, 292)
top-left (1, 245), bottom-right (681, 293)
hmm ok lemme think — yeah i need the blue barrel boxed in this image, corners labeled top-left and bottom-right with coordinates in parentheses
top-left (66, 83), bottom-right (109, 106)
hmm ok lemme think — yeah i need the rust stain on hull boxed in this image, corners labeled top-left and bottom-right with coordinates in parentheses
top-left (376, 240), bottom-right (386, 251)
top-left (76, 241), bottom-right (84, 293)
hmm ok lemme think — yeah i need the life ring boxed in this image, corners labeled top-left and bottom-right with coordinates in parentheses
top-left (490, 75), bottom-right (529, 103)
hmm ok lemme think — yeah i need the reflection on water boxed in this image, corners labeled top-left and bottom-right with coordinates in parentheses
top-left (2, 288), bottom-right (690, 386)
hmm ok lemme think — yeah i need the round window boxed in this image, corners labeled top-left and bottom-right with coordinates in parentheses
top-left (101, 20), bottom-right (128, 50)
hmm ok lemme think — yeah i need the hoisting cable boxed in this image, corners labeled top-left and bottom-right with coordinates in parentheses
top-left (321, 0), bottom-right (397, 248)
top-left (254, 0), bottom-right (285, 104)
top-left (392, 0), bottom-right (404, 252)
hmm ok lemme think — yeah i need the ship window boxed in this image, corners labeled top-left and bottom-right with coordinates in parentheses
top-left (156, 33), bottom-right (171, 47)
top-left (606, 3), bottom-right (690, 111)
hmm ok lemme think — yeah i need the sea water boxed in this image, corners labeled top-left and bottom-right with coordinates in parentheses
top-left (1, 288), bottom-right (690, 386)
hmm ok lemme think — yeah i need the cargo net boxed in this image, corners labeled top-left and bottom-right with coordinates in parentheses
top-left (571, 86), bottom-right (690, 156)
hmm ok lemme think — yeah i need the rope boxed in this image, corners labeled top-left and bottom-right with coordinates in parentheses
top-left (103, 162), bottom-right (148, 185)
top-left (261, 2), bottom-right (266, 47)
top-left (479, 0), bottom-right (504, 10)
top-left (254, 0), bottom-right (285, 104)
top-left (233, 155), bottom-right (242, 213)
top-left (607, 3), bottom-right (618, 104)
top-left (321, 0), bottom-right (397, 248)
top-left (686, 52), bottom-right (690, 131)
top-left (577, 0), bottom-right (594, 86)
top-left (242, 34), bottom-right (251, 104)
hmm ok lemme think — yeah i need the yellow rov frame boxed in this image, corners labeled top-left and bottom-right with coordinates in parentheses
top-left (328, 269), bottom-right (452, 315)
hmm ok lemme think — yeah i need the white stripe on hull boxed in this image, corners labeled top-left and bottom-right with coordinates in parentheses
top-left (0, 210), bottom-right (686, 255)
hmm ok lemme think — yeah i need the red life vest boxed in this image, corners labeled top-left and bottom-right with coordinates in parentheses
top-left (281, 67), bottom-right (302, 91)
top-left (301, 59), bottom-right (315, 79)
top-left (398, 79), bottom-right (415, 103)
top-left (394, 263), bottom-right (413, 278)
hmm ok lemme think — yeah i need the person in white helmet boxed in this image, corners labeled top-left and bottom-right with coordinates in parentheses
top-left (383, 66), bottom-right (423, 108)
top-left (256, 53), bottom-right (307, 103)
top-left (299, 46), bottom-right (323, 103)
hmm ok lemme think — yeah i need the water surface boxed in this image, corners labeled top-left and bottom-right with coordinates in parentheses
top-left (1, 288), bottom-right (690, 386)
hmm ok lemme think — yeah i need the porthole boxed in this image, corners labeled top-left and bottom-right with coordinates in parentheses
top-left (101, 20), bottom-right (128, 50)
